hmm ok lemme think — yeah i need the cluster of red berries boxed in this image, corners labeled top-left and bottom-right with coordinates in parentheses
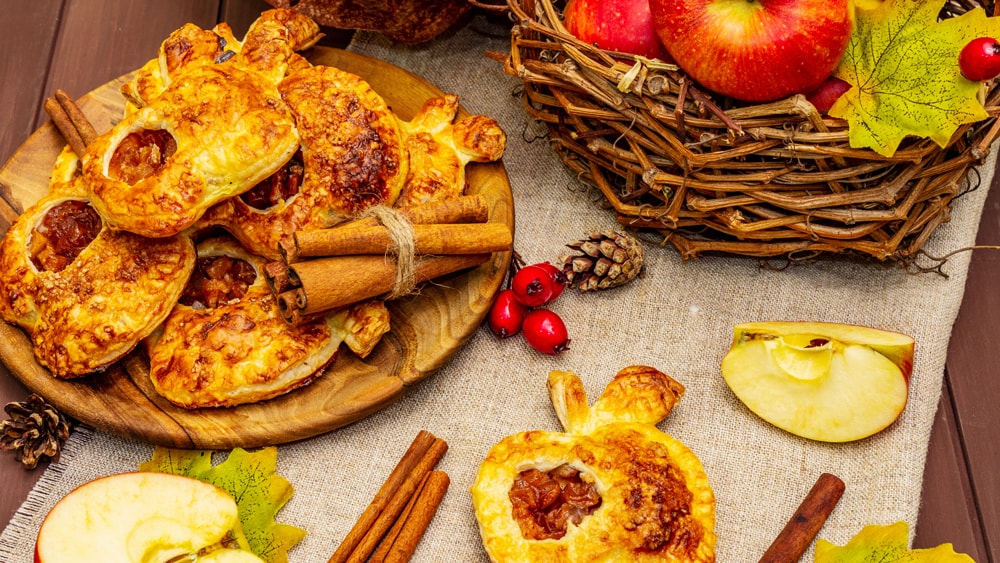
top-left (488, 261), bottom-right (570, 354)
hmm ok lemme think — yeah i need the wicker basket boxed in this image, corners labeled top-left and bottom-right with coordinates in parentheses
top-left (504, 0), bottom-right (1000, 262)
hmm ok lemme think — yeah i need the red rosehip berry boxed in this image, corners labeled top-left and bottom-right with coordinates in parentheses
top-left (534, 261), bottom-right (568, 301)
top-left (522, 308), bottom-right (570, 355)
top-left (511, 263), bottom-right (566, 307)
top-left (488, 289), bottom-right (527, 338)
top-left (960, 37), bottom-right (1000, 82)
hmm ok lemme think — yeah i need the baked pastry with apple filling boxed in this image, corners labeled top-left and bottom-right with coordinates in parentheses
top-left (0, 169), bottom-right (196, 378)
top-left (472, 366), bottom-right (716, 562)
top-left (144, 236), bottom-right (389, 408)
top-left (120, 9), bottom-right (322, 111)
top-left (82, 10), bottom-right (322, 239)
top-left (200, 70), bottom-right (506, 259)
top-left (198, 64), bottom-right (409, 259)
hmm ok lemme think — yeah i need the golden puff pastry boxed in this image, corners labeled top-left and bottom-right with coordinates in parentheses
top-left (121, 9), bottom-right (320, 110)
top-left (472, 366), bottom-right (717, 563)
top-left (199, 64), bottom-right (408, 259)
top-left (396, 94), bottom-right (506, 208)
top-left (146, 236), bottom-right (390, 408)
top-left (0, 175), bottom-right (196, 378)
top-left (82, 61), bottom-right (300, 238)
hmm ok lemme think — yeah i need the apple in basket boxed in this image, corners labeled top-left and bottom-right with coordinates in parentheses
top-left (563, 0), bottom-right (672, 60)
top-left (648, 0), bottom-right (854, 102)
top-left (35, 472), bottom-right (263, 562)
top-left (720, 321), bottom-right (913, 442)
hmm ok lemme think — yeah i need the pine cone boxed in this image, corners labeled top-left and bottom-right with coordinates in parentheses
top-left (560, 230), bottom-right (644, 291)
top-left (1, 394), bottom-right (72, 469)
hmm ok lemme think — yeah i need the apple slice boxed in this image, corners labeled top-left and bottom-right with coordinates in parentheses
top-left (35, 472), bottom-right (263, 563)
top-left (720, 321), bottom-right (914, 442)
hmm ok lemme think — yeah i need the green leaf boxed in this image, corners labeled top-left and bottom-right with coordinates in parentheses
top-left (815, 521), bottom-right (975, 562)
top-left (830, 0), bottom-right (1000, 156)
top-left (141, 446), bottom-right (306, 563)
top-left (138, 447), bottom-right (213, 476)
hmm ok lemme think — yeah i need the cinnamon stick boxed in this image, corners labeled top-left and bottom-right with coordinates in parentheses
top-left (275, 254), bottom-right (489, 323)
top-left (328, 431), bottom-right (437, 563)
top-left (369, 473), bottom-right (430, 563)
top-left (758, 473), bottom-right (846, 563)
top-left (292, 222), bottom-right (511, 260)
top-left (331, 436), bottom-right (449, 563)
top-left (43, 89), bottom-right (97, 158)
top-left (370, 470), bottom-right (450, 563)
top-left (279, 194), bottom-right (493, 263)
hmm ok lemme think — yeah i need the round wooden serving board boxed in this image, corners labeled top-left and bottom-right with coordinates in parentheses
top-left (0, 48), bottom-right (514, 449)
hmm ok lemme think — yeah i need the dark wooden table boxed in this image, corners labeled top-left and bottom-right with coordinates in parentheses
top-left (1, 1), bottom-right (997, 561)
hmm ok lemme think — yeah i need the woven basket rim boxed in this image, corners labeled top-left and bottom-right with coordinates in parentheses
top-left (504, 0), bottom-right (1000, 264)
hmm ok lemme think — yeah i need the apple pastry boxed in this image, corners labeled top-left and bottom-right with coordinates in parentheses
top-left (0, 172), bottom-right (195, 378)
top-left (199, 64), bottom-right (409, 259)
top-left (82, 10), bottom-right (323, 239)
top-left (120, 9), bottom-right (321, 111)
top-left (145, 236), bottom-right (389, 408)
top-left (471, 366), bottom-right (717, 562)
top-left (396, 94), bottom-right (506, 207)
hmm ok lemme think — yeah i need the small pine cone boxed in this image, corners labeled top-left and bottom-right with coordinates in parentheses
top-left (560, 229), bottom-right (644, 291)
top-left (1, 394), bottom-right (72, 469)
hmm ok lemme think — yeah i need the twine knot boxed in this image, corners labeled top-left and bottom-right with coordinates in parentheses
top-left (359, 205), bottom-right (417, 299)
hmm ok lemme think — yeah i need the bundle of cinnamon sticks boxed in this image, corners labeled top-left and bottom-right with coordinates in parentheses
top-left (265, 193), bottom-right (512, 324)
top-left (44, 89), bottom-right (97, 158)
top-left (329, 430), bottom-right (450, 563)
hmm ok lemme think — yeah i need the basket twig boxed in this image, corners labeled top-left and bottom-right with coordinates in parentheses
top-left (505, 0), bottom-right (1000, 262)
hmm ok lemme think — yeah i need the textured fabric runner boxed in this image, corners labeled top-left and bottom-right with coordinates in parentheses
top-left (1, 13), bottom-right (994, 562)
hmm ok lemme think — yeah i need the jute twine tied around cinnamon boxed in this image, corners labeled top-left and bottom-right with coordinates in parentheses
top-left (359, 205), bottom-right (419, 300)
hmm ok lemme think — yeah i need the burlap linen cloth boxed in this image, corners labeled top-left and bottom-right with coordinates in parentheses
top-left (1, 13), bottom-right (994, 562)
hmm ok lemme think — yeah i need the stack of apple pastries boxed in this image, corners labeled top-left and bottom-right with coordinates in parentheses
top-left (0, 9), bottom-right (505, 408)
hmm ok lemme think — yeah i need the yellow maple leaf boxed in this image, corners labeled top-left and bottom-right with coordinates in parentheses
top-left (815, 521), bottom-right (975, 562)
top-left (830, 0), bottom-right (1000, 156)
top-left (141, 446), bottom-right (306, 563)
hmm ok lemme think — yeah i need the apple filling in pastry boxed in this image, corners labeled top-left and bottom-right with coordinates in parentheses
top-left (509, 464), bottom-right (603, 541)
top-left (106, 128), bottom-right (177, 185)
top-left (27, 200), bottom-right (101, 273)
top-left (472, 367), bottom-right (716, 562)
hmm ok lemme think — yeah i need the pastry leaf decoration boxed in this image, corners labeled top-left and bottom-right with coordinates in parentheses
top-left (140, 446), bottom-right (306, 563)
top-left (829, 0), bottom-right (1000, 156)
top-left (814, 521), bottom-right (975, 562)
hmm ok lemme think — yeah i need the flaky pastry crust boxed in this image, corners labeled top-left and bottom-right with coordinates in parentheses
top-left (145, 237), bottom-right (390, 408)
top-left (200, 64), bottom-right (408, 258)
top-left (471, 367), bottom-right (716, 562)
top-left (397, 94), bottom-right (506, 207)
top-left (83, 62), bottom-right (300, 238)
top-left (121, 9), bottom-right (320, 110)
top-left (0, 176), bottom-right (195, 377)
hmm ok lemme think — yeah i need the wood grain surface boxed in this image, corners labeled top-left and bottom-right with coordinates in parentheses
top-left (0, 48), bottom-right (514, 449)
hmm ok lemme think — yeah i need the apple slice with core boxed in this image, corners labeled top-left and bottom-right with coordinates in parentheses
top-left (35, 471), bottom-right (263, 563)
top-left (720, 321), bottom-right (913, 442)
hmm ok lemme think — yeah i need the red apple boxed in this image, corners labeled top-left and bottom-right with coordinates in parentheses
top-left (805, 76), bottom-right (852, 113)
top-left (648, 0), bottom-right (854, 102)
top-left (563, 0), bottom-right (672, 61)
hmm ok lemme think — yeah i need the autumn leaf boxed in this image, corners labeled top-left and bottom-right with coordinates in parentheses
top-left (815, 521), bottom-right (975, 562)
top-left (140, 446), bottom-right (306, 563)
top-left (829, 0), bottom-right (1000, 156)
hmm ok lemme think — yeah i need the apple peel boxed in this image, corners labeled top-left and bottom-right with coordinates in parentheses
top-left (721, 321), bottom-right (914, 442)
